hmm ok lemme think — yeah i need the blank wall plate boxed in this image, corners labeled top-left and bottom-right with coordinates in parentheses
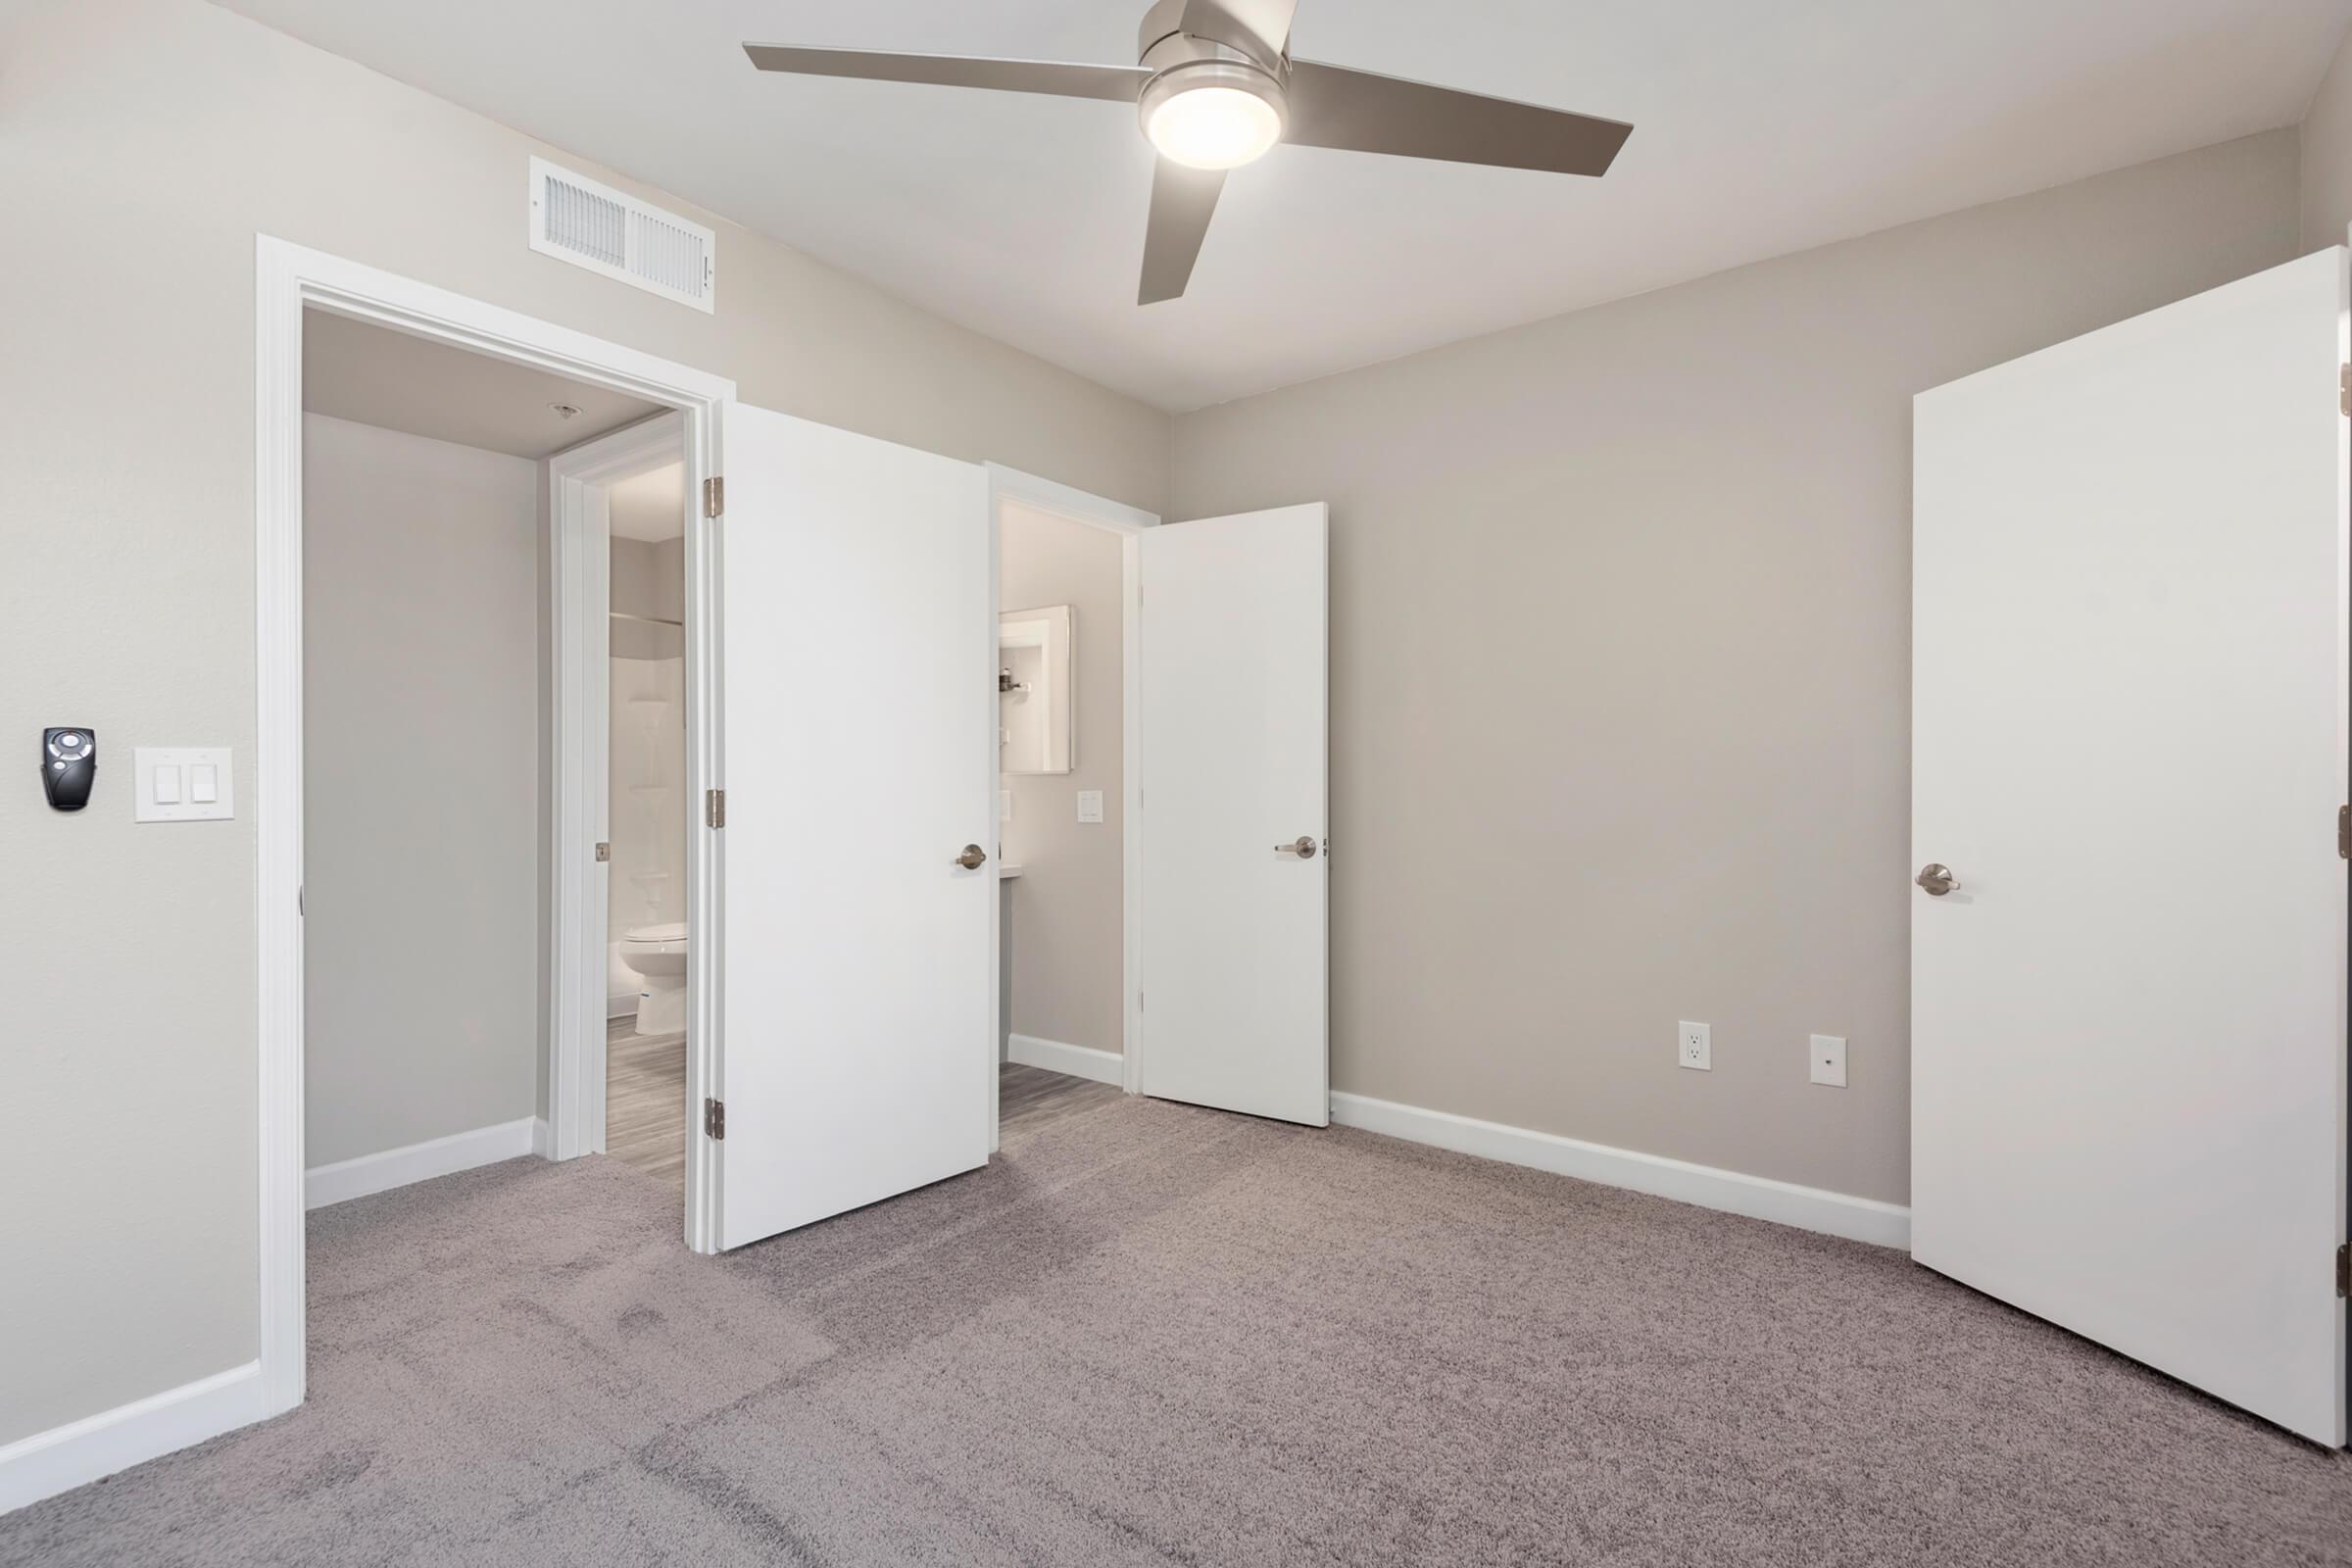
top-left (1678, 1020), bottom-right (1711, 1071)
top-left (1810, 1034), bottom-right (1847, 1088)
top-left (134, 747), bottom-right (233, 822)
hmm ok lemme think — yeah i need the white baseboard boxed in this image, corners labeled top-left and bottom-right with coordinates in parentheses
top-left (1006, 1033), bottom-right (1123, 1086)
top-left (531, 1116), bottom-right (553, 1159)
top-left (1329, 1092), bottom-right (1911, 1250)
top-left (608, 992), bottom-right (639, 1020)
top-left (0, 1360), bottom-right (268, 1517)
top-left (304, 1116), bottom-right (543, 1210)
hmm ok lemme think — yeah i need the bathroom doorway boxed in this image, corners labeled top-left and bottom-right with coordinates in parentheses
top-left (547, 415), bottom-right (692, 1195)
top-left (985, 470), bottom-right (1154, 1130)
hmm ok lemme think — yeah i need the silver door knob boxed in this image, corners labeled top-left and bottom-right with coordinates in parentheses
top-left (1276, 836), bottom-right (1318, 859)
top-left (1916, 862), bottom-right (1959, 896)
top-left (955, 844), bottom-right (988, 870)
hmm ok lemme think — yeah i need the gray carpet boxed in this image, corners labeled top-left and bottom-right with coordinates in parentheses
top-left (7, 1087), bottom-right (2349, 1566)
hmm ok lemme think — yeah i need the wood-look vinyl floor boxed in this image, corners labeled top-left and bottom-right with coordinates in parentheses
top-left (1000, 1061), bottom-right (1122, 1138)
top-left (603, 1017), bottom-right (1120, 1190)
top-left (607, 1014), bottom-right (688, 1189)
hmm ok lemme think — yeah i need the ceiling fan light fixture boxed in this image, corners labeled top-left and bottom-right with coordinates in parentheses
top-left (1140, 61), bottom-right (1286, 170)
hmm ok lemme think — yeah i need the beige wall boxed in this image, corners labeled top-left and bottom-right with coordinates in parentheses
top-left (1000, 504), bottom-right (1126, 1056)
top-left (303, 415), bottom-right (541, 1166)
top-left (1169, 131), bottom-right (2301, 1208)
top-left (2300, 22), bottom-right (2352, 249)
top-left (0, 0), bottom-right (1167, 1447)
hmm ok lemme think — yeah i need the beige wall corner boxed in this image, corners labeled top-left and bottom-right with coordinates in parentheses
top-left (1169, 129), bottom-right (2301, 1210)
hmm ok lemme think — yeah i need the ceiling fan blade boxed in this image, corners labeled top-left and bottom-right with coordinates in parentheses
top-left (1284, 60), bottom-right (1632, 176)
top-left (1138, 159), bottom-right (1227, 305)
top-left (743, 44), bottom-right (1150, 103)
top-left (1177, 0), bottom-right (1300, 64)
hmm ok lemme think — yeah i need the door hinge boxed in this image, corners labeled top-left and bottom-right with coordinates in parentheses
top-left (703, 475), bottom-right (724, 518)
top-left (2339, 364), bottom-right (2349, 416)
top-left (707, 788), bottom-right (726, 828)
top-left (594, 841), bottom-right (611, 862)
top-left (705, 1097), bottom-right (725, 1141)
top-left (2339, 805), bottom-right (2348, 860)
top-left (2337, 1241), bottom-right (2349, 1298)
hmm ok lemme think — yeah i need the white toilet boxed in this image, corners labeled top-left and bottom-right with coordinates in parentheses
top-left (618, 921), bottom-right (688, 1035)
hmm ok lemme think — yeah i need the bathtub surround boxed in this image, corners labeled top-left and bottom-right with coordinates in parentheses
top-left (302, 414), bottom-right (541, 1170)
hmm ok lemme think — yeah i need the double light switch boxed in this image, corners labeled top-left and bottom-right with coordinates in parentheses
top-left (135, 748), bottom-right (234, 822)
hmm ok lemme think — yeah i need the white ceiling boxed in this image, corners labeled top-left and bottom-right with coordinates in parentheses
top-left (236, 0), bottom-right (2352, 411)
top-left (611, 464), bottom-right (688, 543)
top-left (303, 311), bottom-right (663, 458)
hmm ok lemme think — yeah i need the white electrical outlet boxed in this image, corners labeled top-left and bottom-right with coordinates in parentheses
top-left (1677, 1020), bottom-right (1711, 1071)
top-left (1810, 1034), bottom-right (1847, 1088)
top-left (1076, 790), bottom-right (1103, 823)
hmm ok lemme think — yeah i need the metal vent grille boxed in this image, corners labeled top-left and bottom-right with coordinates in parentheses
top-left (528, 158), bottom-right (714, 313)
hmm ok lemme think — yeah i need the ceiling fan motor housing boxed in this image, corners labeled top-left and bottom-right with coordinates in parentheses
top-left (1137, 1), bottom-right (1291, 155)
top-left (1138, 0), bottom-right (1288, 78)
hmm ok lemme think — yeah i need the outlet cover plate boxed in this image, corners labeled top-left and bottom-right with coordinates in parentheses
top-left (1810, 1034), bottom-right (1847, 1087)
top-left (1076, 789), bottom-right (1103, 823)
top-left (1678, 1020), bottom-right (1711, 1071)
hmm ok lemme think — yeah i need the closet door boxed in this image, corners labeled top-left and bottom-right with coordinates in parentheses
top-left (711, 403), bottom-right (995, 1250)
top-left (1912, 250), bottom-right (2348, 1444)
top-left (1138, 504), bottom-right (1330, 1126)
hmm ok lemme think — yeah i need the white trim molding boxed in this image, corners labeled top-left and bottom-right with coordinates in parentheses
top-left (0, 1361), bottom-right (268, 1516)
top-left (303, 1118), bottom-right (544, 1210)
top-left (1006, 1033), bottom-right (1124, 1086)
top-left (1329, 1092), bottom-right (1912, 1250)
top-left (547, 412), bottom-right (686, 1163)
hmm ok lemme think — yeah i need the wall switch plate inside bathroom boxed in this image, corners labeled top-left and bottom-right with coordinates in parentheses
top-left (1809, 1034), bottom-right (1847, 1087)
top-left (1677, 1020), bottom-right (1711, 1071)
top-left (1000, 790), bottom-right (1012, 822)
top-left (134, 747), bottom-right (233, 822)
top-left (1076, 790), bottom-right (1103, 823)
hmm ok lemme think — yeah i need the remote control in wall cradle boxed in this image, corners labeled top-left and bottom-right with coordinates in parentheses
top-left (42, 727), bottom-right (95, 810)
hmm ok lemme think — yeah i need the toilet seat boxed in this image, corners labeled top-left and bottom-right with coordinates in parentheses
top-left (622, 922), bottom-right (687, 946)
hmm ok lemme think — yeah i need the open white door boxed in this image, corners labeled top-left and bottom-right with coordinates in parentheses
top-left (712, 405), bottom-right (995, 1250)
top-left (1913, 250), bottom-right (2348, 1445)
top-left (1138, 505), bottom-right (1329, 1125)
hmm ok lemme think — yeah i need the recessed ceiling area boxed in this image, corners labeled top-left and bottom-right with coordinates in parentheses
top-left (236, 0), bottom-right (2352, 411)
top-left (302, 310), bottom-right (663, 459)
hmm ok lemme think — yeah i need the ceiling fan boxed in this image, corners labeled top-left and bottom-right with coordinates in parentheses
top-left (745, 0), bottom-right (1632, 305)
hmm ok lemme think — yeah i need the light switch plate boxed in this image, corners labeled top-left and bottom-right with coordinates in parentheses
top-left (135, 747), bottom-right (233, 822)
top-left (1677, 1020), bottom-right (1711, 1071)
top-left (1809, 1034), bottom-right (1847, 1088)
top-left (1000, 790), bottom-right (1013, 823)
top-left (1076, 790), bottom-right (1103, 823)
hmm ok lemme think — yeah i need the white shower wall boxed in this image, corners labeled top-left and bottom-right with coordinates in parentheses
top-left (607, 654), bottom-right (688, 1011)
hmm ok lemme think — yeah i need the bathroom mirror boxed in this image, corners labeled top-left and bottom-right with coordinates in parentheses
top-left (999, 605), bottom-right (1072, 775)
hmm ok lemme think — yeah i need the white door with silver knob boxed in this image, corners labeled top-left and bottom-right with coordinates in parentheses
top-left (1138, 504), bottom-right (1329, 1125)
top-left (1913, 249), bottom-right (2347, 1444)
top-left (712, 404), bottom-right (995, 1250)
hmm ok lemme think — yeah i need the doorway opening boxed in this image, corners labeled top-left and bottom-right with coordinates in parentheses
top-left (258, 237), bottom-right (734, 1420)
top-left (297, 309), bottom-right (665, 1217)
top-left (545, 415), bottom-right (693, 1191)
top-left (983, 471), bottom-right (1154, 1142)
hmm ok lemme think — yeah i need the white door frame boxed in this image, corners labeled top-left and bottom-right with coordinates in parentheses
top-left (547, 413), bottom-right (688, 1162)
top-left (983, 466), bottom-right (1157, 1126)
top-left (256, 235), bottom-right (734, 1421)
